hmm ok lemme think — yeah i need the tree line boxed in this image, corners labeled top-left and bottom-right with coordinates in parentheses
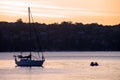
top-left (0, 20), bottom-right (120, 51)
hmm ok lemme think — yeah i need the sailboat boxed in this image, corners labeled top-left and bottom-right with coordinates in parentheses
top-left (13, 7), bottom-right (45, 67)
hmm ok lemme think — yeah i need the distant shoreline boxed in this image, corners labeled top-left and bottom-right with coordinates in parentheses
top-left (0, 50), bottom-right (120, 52)
top-left (0, 21), bottom-right (120, 51)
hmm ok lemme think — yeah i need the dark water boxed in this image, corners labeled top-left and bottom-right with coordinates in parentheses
top-left (0, 52), bottom-right (120, 80)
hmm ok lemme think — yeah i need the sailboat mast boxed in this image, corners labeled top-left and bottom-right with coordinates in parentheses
top-left (28, 7), bottom-right (31, 24)
top-left (42, 52), bottom-right (45, 60)
top-left (28, 7), bottom-right (32, 59)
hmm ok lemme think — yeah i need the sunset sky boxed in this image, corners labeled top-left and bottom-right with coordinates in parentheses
top-left (0, 0), bottom-right (120, 25)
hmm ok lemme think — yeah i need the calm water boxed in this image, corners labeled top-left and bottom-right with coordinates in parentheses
top-left (0, 52), bottom-right (120, 80)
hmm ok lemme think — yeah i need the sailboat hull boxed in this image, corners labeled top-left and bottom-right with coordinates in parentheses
top-left (16, 59), bottom-right (45, 67)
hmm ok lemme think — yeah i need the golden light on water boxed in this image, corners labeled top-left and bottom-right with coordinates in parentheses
top-left (0, 0), bottom-right (120, 25)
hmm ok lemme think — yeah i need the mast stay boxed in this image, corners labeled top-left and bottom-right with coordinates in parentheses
top-left (28, 7), bottom-right (44, 60)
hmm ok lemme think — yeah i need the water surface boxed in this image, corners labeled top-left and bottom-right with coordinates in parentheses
top-left (0, 52), bottom-right (120, 80)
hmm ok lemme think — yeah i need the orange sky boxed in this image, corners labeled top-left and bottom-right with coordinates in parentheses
top-left (0, 0), bottom-right (120, 25)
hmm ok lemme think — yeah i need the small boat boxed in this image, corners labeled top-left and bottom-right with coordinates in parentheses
top-left (13, 7), bottom-right (45, 67)
top-left (90, 62), bottom-right (99, 66)
top-left (13, 52), bottom-right (45, 67)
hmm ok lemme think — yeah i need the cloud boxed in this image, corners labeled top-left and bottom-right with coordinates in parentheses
top-left (0, 0), bottom-right (120, 19)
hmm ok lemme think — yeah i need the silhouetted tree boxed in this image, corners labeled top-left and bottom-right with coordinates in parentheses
top-left (0, 21), bottom-right (120, 51)
top-left (16, 18), bottom-right (23, 23)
